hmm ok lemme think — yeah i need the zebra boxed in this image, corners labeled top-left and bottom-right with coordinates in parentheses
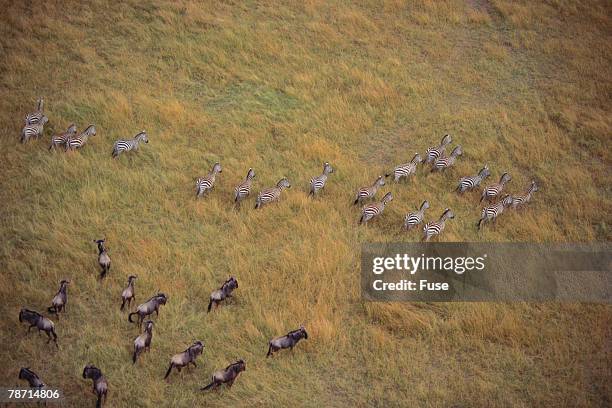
top-left (480, 172), bottom-right (511, 203)
top-left (403, 200), bottom-right (430, 230)
top-left (196, 162), bottom-right (222, 198)
top-left (21, 116), bottom-right (48, 143)
top-left (511, 180), bottom-right (538, 209)
top-left (359, 192), bottom-right (393, 225)
top-left (49, 124), bottom-right (77, 150)
top-left (432, 146), bottom-right (462, 172)
top-left (477, 194), bottom-right (513, 230)
top-left (234, 168), bottom-right (255, 205)
top-left (423, 208), bottom-right (455, 242)
top-left (309, 162), bottom-right (334, 196)
top-left (353, 176), bottom-right (385, 205)
top-left (66, 124), bottom-right (96, 151)
top-left (425, 134), bottom-right (452, 164)
top-left (24, 97), bottom-right (44, 125)
top-left (111, 131), bottom-right (148, 158)
top-left (255, 178), bottom-right (291, 208)
top-left (457, 165), bottom-right (490, 193)
top-left (387, 153), bottom-right (422, 182)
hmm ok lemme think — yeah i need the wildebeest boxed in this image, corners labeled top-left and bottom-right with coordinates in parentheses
top-left (93, 239), bottom-right (111, 278)
top-left (19, 308), bottom-right (58, 347)
top-left (164, 340), bottom-right (204, 380)
top-left (133, 320), bottom-right (154, 364)
top-left (120, 275), bottom-right (137, 311)
top-left (128, 293), bottom-right (167, 326)
top-left (200, 360), bottom-right (246, 391)
top-left (266, 325), bottom-right (308, 357)
top-left (19, 367), bottom-right (45, 388)
top-left (48, 279), bottom-right (69, 319)
top-left (207, 277), bottom-right (238, 312)
top-left (82, 365), bottom-right (108, 408)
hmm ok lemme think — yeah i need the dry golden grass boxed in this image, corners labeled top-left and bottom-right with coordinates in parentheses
top-left (0, 0), bottom-right (610, 406)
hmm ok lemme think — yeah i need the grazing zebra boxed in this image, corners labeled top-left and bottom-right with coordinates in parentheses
top-left (457, 165), bottom-right (490, 193)
top-left (234, 168), bottom-right (255, 205)
top-left (196, 162), bottom-right (222, 198)
top-left (309, 162), bottom-right (334, 196)
top-left (24, 97), bottom-right (44, 125)
top-left (425, 134), bottom-right (452, 164)
top-left (359, 192), bottom-right (393, 225)
top-left (387, 153), bottom-right (422, 182)
top-left (353, 175), bottom-right (385, 205)
top-left (477, 194), bottom-right (513, 230)
top-left (49, 124), bottom-right (77, 150)
top-left (20, 116), bottom-right (48, 143)
top-left (66, 124), bottom-right (96, 151)
top-left (432, 145), bottom-right (462, 172)
top-left (480, 172), bottom-right (512, 203)
top-left (255, 178), bottom-right (291, 209)
top-left (511, 180), bottom-right (538, 209)
top-left (404, 200), bottom-right (430, 230)
top-left (423, 208), bottom-right (455, 242)
top-left (111, 131), bottom-right (148, 158)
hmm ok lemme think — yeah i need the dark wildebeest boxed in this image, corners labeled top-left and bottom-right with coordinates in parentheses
top-left (82, 365), bottom-right (108, 408)
top-left (19, 308), bottom-right (58, 347)
top-left (266, 325), bottom-right (308, 357)
top-left (200, 360), bottom-right (246, 391)
top-left (48, 279), bottom-right (69, 319)
top-left (120, 275), bottom-right (137, 311)
top-left (207, 277), bottom-right (238, 313)
top-left (132, 320), bottom-right (154, 364)
top-left (19, 367), bottom-right (45, 388)
top-left (128, 293), bottom-right (167, 327)
top-left (164, 340), bottom-right (204, 380)
top-left (93, 239), bottom-right (111, 278)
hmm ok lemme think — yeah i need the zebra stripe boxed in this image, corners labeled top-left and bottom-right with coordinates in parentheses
top-left (423, 208), bottom-right (454, 241)
top-left (404, 200), bottom-right (430, 229)
top-left (432, 146), bottom-right (462, 172)
top-left (480, 172), bottom-right (511, 203)
top-left (388, 153), bottom-right (422, 182)
top-left (457, 165), bottom-right (490, 193)
top-left (353, 176), bottom-right (385, 205)
top-left (67, 124), bottom-right (96, 150)
top-left (49, 124), bottom-right (77, 150)
top-left (24, 97), bottom-right (44, 125)
top-left (359, 192), bottom-right (393, 224)
top-left (425, 134), bottom-right (452, 164)
top-left (196, 162), bottom-right (222, 197)
top-left (309, 162), bottom-right (334, 196)
top-left (511, 181), bottom-right (538, 209)
top-left (21, 116), bottom-right (48, 143)
top-left (477, 195), bottom-right (513, 229)
top-left (255, 178), bottom-right (291, 208)
top-left (112, 131), bottom-right (149, 158)
top-left (234, 168), bottom-right (255, 204)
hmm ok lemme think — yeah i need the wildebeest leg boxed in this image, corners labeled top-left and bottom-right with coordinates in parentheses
top-left (227, 379), bottom-right (235, 388)
top-left (190, 361), bottom-right (197, 367)
top-left (27, 324), bottom-right (36, 334)
top-left (120, 299), bottom-right (126, 311)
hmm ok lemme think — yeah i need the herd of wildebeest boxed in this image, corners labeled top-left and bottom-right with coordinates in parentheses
top-left (15, 98), bottom-right (538, 406)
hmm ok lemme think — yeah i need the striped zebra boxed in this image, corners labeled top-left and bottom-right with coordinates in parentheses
top-left (511, 180), bottom-right (538, 209)
top-left (480, 172), bottom-right (511, 203)
top-left (111, 131), bottom-right (148, 158)
top-left (66, 124), bottom-right (96, 151)
top-left (404, 200), bottom-right (430, 230)
top-left (309, 162), bottom-right (334, 196)
top-left (477, 194), bottom-right (513, 230)
top-left (359, 192), bottom-right (393, 225)
top-left (20, 116), bottom-right (48, 143)
top-left (425, 134), bottom-right (452, 164)
top-left (49, 124), bottom-right (78, 150)
top-left (387, 153), bottom-right (422, 182)
top-left (196, 162), bottom-right (222, 198)
top-left (423, 208), bottom-right (455, 242)
top-left (255, 178), bottom-right (291, 209)
top-left (457, 165), bottom-right (490, 193)
top-left (353, 176), bottom-right (385, 205)
top-left (432, 145), bottom-right (462, 172)
top-left (24, 97), bottom-right (44, 125)
top-left (234, 168), bottom-right (255, 205)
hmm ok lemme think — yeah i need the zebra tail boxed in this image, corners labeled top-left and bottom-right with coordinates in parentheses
top-left (359, 215), bottom-right (364, 225)
top-left (353, 198), bottom-right (359, 205)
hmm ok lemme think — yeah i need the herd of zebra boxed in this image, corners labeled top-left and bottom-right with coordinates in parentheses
top-left (15, 98), bottom-right (538, 405)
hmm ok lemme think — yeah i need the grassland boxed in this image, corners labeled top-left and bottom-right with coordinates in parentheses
top-left (0, 0), bottom-right (610, 406)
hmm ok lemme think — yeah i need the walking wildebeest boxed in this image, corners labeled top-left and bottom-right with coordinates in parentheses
top-left (82, 365), bottom-right (108, 408)
top-left (132, 320), bottom-right (154, 364)
top-left (200, 360), bottom-right (246, 391)
top-left (19, 308), bottom-right (58, 347)
top-left (120, 275), bottom-right (137, 311)
top-left (48, 279), bottom-right (69, 319)
top-left (128, 293), bottom-right (167, 326)
top-left (266, 325), bottom-right (308, 357)
top-left (207, 277), bottom-right (238, 312)
top-left (93, 239), bottom-right (111, 278)
top-left (164, 340), bottom-right (204, 380)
